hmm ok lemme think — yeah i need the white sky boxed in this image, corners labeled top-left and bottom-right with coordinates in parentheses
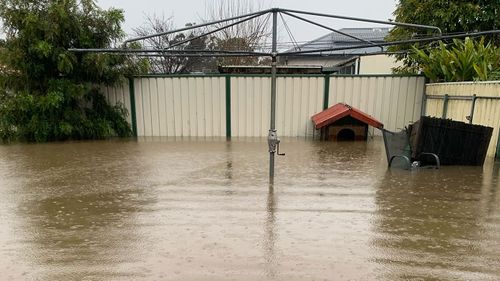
top-left (97, 0), bottom-right (398, 43)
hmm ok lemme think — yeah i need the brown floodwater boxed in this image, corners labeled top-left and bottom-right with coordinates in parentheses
top-left (0, 138), bottom-right (499, 281)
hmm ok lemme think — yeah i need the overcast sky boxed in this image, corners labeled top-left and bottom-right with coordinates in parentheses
top-left (97, 0), bottom-right (398, 43)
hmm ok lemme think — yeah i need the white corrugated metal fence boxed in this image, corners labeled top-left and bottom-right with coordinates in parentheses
top-left (104, 75), bottom-right (426, 139)
top-left (425, 81), bottom-right (500, 158)
top-left (328, 76), bottom-right (425, 136)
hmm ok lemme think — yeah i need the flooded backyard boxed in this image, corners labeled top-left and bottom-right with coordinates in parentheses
top-left (0, 138), bottom-right (499, 280)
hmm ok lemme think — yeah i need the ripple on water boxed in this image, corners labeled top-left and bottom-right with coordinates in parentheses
top-left (0, 138), bottom-right (499, 280)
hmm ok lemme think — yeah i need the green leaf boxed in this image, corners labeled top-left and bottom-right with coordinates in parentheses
top-left (57, 53), bottom-right (75, 74)
top-left (34, 41), bottom-right (53, 58)
top-left (408, 37), bottom-right (499, 82)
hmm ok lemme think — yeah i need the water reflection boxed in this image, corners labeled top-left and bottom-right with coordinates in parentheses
top-left (0, 138), bottom-right (499, 280)
top-left (373, 165), bottom-right (500, 280)
top-left (1, 141), bottom-right (155, 280)
top-left (264, 185), bottom-right (278, 279)
top-left (224, 141), bottom-right (233, 183)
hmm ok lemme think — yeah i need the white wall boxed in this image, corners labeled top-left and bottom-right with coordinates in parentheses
top-left (285, 54), bottom-right (401, 75)
top-left (359, 54), bottom-right (403, 74)
top-left (284, 57), bottom-right (346, 67)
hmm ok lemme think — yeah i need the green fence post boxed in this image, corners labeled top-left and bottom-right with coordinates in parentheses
top-left (421, 92), bottom-right (427, 117)
top-left (225, 75), bottom-right (231, 139)
top-left (496, 130), bottom-right (500, 160)
top-left (128, 77), bottom-right (138, 137)
top-left (323, 74), bottom-right (331, 110)
top-left (442, 94), bottom-right (449, 119)
top-left (468, 94), bottom-right (477, 124)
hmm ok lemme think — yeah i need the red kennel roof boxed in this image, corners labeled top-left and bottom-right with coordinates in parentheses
top-left (311, 103), bottom-right (384, 130)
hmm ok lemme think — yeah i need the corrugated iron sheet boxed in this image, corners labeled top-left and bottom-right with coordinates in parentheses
top-left (231, 76), bottom-right (324, 137)
top-left (104, 75), bottom-right (425, 139)
top-left (328, 76), bottom-right (425, 135)
top-left (101, 81), bottom-right (132, 124)
top-left (133, 77), bottom-right (226, 137)
top-left (425, 81), bottom-right (500, 158)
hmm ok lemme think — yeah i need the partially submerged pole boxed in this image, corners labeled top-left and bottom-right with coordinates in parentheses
top-left (268, 9), bottom-right (279, 184)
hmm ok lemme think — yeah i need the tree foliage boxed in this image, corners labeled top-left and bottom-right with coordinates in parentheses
top-left (204, 0), bottom-right (270, 66)
top-left (387, 0), bottom-right (499, 72)
top-left (132, 0), bottom-right (270, 74)
top-left (410, 37), bottom-right (500, 82)
top-left (133, 15), bottom-right (217, 74)
top-left (0, 0), bottom-right (142, 142)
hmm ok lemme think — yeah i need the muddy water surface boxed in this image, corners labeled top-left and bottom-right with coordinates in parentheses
top-left (0, 138), bottom-right (499, 280)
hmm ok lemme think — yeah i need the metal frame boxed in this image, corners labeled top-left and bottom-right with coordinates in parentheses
top-left (69, 7), bottom-right (499, 183)
top-left (280, 11), bottom-right (384, 52)
top-left (418, 152), bottom-right (440, 169)
top-left (70, 8), bottom-right (500, 59)
top-left (131, 73), bottom-right (424, 78)
top-left (280, 30), bottom-right (500, 56)
top-left (268, 11), bottom-right (279, 183)
top-left (278, 8), bottom-right (442, 35)
top-left (164, 12), bottom-right (268, 50)
top-left (468, 94), bottom-right (477, 124)
top-left (426, 94), bottom-right (500, 101)
top-left (383, 129), bottom-right (441, 170)
top-left (123, 9), bottom-right (274, 44)
top-left (389, 155), bottom-right (411, 170)
top-left (496, 130), bottom-right (500, 160)
top-left (426, 94), bottom-right (500, 124)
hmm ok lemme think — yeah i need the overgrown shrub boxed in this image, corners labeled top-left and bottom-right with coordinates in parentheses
top-left (387, 0), bottom-right (499, 70)
top-left (0, 81), bottom-right (131, 142)
top-left (0, 0), bottom-right (143, 142)
top-left (410, 37), bottom-right (500, 82)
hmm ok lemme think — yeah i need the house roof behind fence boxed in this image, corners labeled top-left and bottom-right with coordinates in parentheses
top-left (289, 27), bottom-right (391, 56)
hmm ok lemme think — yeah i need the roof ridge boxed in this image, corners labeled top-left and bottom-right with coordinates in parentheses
top-left (291, 32), bottom-right (333, 52)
